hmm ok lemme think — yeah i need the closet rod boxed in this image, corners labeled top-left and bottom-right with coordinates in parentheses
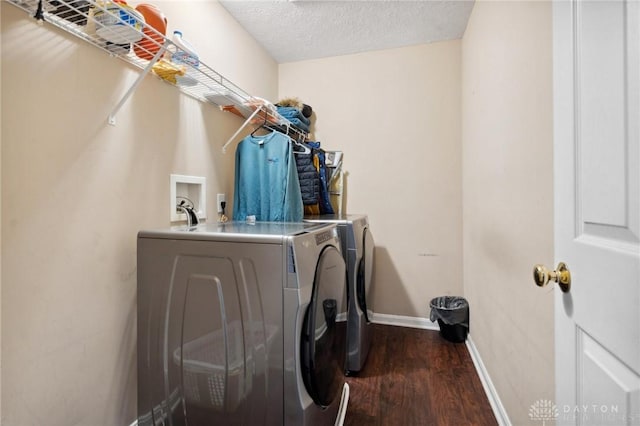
top-left (221, 105), bottom-right (309, 154)
top-left (264, 118), bottom-right (306, 143)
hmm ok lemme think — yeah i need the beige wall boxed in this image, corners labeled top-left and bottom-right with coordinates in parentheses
top-left (279, 41), bottom-right (463, 318)
top-left (462, 1), bottom-right (555, 423)
top-left (0, 1), bottom-right (277, 424)
top-left (1, 0), bottom-right (556, 424)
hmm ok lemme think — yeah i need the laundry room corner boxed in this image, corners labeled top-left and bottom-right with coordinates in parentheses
top-left (279, 40), bottom-right (464, 320)
top-left (0, 0), bottom-right (570, 424)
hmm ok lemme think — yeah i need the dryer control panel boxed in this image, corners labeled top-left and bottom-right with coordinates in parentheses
top-left (315, 229), bottom-right (335, 245)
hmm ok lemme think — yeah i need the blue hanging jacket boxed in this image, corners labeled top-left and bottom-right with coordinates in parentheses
top-left (307, 141), bottom-right (334, 215)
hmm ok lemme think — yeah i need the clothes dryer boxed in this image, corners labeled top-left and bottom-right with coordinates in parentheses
top-left (304, 214), bottom-right (375, 375)
top-left (137, 221), bottom-right (349, 426)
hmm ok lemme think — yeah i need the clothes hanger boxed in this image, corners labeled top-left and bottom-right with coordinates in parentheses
top-left (292, 132), bottom-right (311, 155)
top-left (292, 142), bottom-right (311, 155)
top-left (251, 107), bottom-right (269, 137)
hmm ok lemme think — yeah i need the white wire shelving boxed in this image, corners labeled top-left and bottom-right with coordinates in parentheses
top-left (7, 0), bottom-right (308, 147)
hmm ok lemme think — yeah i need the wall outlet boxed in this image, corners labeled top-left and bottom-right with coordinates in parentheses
top-left (217, 193), bottom-right (226, 213)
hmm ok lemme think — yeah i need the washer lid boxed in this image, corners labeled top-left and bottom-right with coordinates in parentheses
top-left (139, 221), bottom-right (329, 242)
top-left (300, 245), bottom-right (346, 407)
top-left (303, 213), bottom-right (368, 224)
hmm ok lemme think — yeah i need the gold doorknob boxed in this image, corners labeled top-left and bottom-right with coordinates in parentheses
top-left (533, 262), bottom-right (571, 293)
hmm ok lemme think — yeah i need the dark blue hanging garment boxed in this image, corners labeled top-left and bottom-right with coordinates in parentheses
top-left (307, 141), bottom-right (334, 214)
top-left (293, 144), bottom-right (320, 206)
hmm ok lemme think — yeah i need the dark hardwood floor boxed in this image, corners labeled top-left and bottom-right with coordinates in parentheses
top-left (343, 324), bottom-right (497, 426)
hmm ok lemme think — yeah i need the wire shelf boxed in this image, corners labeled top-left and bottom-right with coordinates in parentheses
top-left (7, 0), bottom-right (308, 141)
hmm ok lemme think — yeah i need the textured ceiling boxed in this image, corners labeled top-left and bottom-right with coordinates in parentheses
top-left (219, 1), bottom-right (475, 64)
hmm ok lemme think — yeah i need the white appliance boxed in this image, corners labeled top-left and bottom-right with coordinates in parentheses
top-left (137, 221), bottom-right (349, 425)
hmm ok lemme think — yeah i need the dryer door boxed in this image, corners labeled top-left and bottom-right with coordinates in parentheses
top-left (300, 245), bottom-right (346, 407)
top-left (356, 227), bottom-right (375, 322)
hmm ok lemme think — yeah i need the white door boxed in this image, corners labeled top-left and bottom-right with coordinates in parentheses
top-left (552, 0), bottom-right (640, 425)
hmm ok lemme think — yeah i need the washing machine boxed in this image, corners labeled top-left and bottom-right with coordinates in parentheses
top-left (137, 221), bottom-right (350, 426)
top-left (304, 214), bottom-right (375, 375)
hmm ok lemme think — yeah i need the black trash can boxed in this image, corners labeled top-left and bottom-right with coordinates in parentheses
top-left (429, 296), bottom-right (469, 343)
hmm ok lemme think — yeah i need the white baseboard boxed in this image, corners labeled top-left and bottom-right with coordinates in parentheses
top-left (370, 312), bottom-right (439, 330)
top-left (466, 335), bottom-right (511, 426)
top-left (371, 313), bottom-right (509, 426)
top-left (129, 420), bottom-right (137, 426)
